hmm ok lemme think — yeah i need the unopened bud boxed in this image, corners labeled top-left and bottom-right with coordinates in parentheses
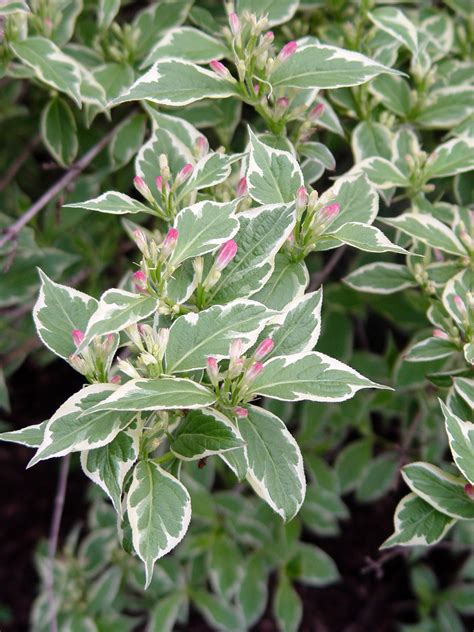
top-left (321, 203), bottom-right (340, 221)
top-left (157, 328), bottom-right (169, 361)
top-left (254, 338), bottom-right (274, 361)
top-left (236, 177), bottom-right (248, 197)
top-left (433, 248), bottom-right (444, 262)
top-left (117, 357), bottom-right (141, 379)
top-left (155, 175), bottom-right (170, 193)
top-left (229, 338), bottom-right (244, 362)
top-left (263, 31), bottom-right (274, 44)
top-left (309, 102), bottom-right (325, 121)
top-left (110, 375), bottom-right (121, 384)
top-left (133, 229), bottom-right (148, 254)
top-left (133, 270), bottom-right (147, 292)
top-left (193, 256), bottom-right (204, 283)
top-left (228, 357), bottom-right (244, 379)
top-left (229, 12), bottom-right (240, 35)
top-left (175, 163), bottom-right (193, 186)
top-left (134, 176), bottom-right (153, 202)
top-left (206, 356), bottom-right (219, 386)
top-left (162, 228), bottom-right (179, 251)
top-left (72, 329), bottom-right (85, 347)
top-left (465, 483), bottom-right (474, 500)
top-left (454, 295), bottom-right (467, 315)
top-left (296, 186), bottom-right (308, 212)
top-left (195, 136), bottom-right (209, 158)
top-left (210, 59), bottom-right (235, 82)
top-left (278, 41), bottom-right (297, 62)
top-left (234, 406), bottom-right (248, 418)
top-left (307, 190), bottom-right (319, 210)
top-left (245, 361), bottom-right (264, 382)
top-left (69, 353), bottom-right (87, 374)
top-left (276, 97), bottom-right (289, 109)
top-left (432, 328), bottom-right (449, 340)
top-left (215, 239), bottom-right (238, 271)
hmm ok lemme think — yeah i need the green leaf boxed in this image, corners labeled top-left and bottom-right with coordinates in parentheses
top-left (208, 203), bottom-right (297, 304)
top-left (370, 74), bottom-right (412, 118)
top-left (382, 493), bottom-right (456, 548)
top-left (28, 385), bottom-right (137, 466)
top-left (236, 0), bottom-right (298, 27)
top-left (148, 593), bottom-right (186, 632)
top-left (351, 121), bottom-right (393, 162)
top-left (237, 406), bottom-right (305, 521)
top-left (441, 400), bottom-right (474, 485)
top-left (326, 222), bottom-right (409, 254)
top-left (273, 573), bottom-right (302, 632)
top-left (247, 128), bottom-right (303, 205)
top-left (381, 213), bottom-right (467, 256)
top-left (355, 157), bottom-right (409, 188)
top-left (142, 26), bottom-right (228, 67)
top-left (146, 105), bottom-right (203, 147)
top-left (248, 351), bottom-right (387, 402)
top-left (113, 59), bottom-right (238, 107)
top-left (79, 290), bottom-right (157, 349)
top-left (81, 424), bottom-right (140, 514)
top-left (269, 44), bottom-right (399, 90)
top-left (171, 409), bottom-right (244, 460)
top-left (41, 98), bottom-right (78, 167)
top-left (299, 141), bottom-right (336, 170)
top-left (267, 289), bottom-right (322, 359)
top-left (0, 1), bottom-right (30, 14)
top-left (169, 200), bottom-right (239, 266)
top-left (442, 269), bottom-right (473, 328)
top-left (356, 454), bottom-right (398, 502)
top-left (132, 0), bottom-right (192, 59)
top-left (335, 438), bottom-right (372, 493)
top-left (98, 0), bottom-right (120, 30)
top-left (166, 299), bottom-right (275, 373)
top-left (178, 152), bottom-right (241, 200)
top-left (404, 336), bottom-right (458, 362)
top-left (402, 462), bottom-right (474, 520)
top-left (344, 262), bottom-right (416, 294)
top-left (453, 378), bottom-right (474, 410)
top-left (0, 420), bottom-right (47, 447)
top-left (369, 7), bottom-right (418, 55)
top-left (191, 589), bottom-right (244, 632)
top-left (415, 86), bottom-right (474, 129)
top-left (83, 377), bottom-right (216, 413)
top-left (237, 553), bottom-right (268, 627)
top-left (109, 113), bottom-right (147, 169)
top-left (209, 533), bottom-right (243, 598)
top-left (127, 460), bottom-right (191, 587)
top-left (11, 37), bottom-right (82, 107)
top-left (64, 191), bottom-right (154, 215)
top-left (33, 269), bottom-right (98, 361)
top-left (424, 137), bottom-right (474, 179)
top-left (292, 543), bottom-right (339, 586)
top-left (251, 253), bottom-right (308, 311)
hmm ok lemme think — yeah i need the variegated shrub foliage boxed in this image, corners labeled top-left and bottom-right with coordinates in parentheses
top-left (0, 0), bottom-right (473, 630)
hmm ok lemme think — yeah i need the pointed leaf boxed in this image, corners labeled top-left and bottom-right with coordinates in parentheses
top-left (441, 400), bottom-right (474, 485)
top-left (344, 262), bottom-right (416, 294)
top-left (326, 222), bottom-right (409, 254)
top-left (382, 213), bottom-right (467, 256)
top-left (64, 191), bottom-right (154, 215)
top-left (143, 26), bottom-right (228, 67)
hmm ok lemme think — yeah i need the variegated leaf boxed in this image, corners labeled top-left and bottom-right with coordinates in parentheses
top-left (64, 191), bottom-right (154, 215)
top-left (344, 263), bottom-right (416, 294)
top-left (142, 26), bottom-right (228, 67)
top-left (441, 400), bottom-right (474, 485)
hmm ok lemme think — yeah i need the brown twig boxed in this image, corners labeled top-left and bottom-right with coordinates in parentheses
top-left (308, 245), bottom-right (347, 290)
top-left (0, 134), bottom-right (41, 192)
top-left (0, 126), bottom-right (118, 250)
top-left (46, 454), bottom-right (71, 632)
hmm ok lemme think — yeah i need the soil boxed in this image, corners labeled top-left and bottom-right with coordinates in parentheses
top-left (1, 359), bottom-right (472, 632)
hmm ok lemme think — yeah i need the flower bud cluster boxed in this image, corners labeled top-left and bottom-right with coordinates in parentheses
top-left (119, 324), bottom-right (170, 378)
top-left (195, 240), bottom-right (238, 308)
top-left (205, 336), bottom-right (274, 414)
top-left (131, 227), bottom-right (179, 300)
top-left (69, 330), bottom-right (117, 383)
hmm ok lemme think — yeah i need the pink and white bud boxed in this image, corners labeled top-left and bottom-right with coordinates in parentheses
top-left (245, 361), bottom-right (264, 382)
top-left (276, 97), bottom-right (289, 109)
top-left (309, 103), bottom-right (325, 121)
top-left (263, 31), bottom-right (274, 44)
top-left (229, 338), bottom-right (244, 362)
top-left (215, 239), bottom-right (238, 271)
top-left (206, 356), bottom-right (219, 385)
top-left (72, 329), bottom-right (85, 347)
top-left (255, 338), bottom-right (274, 361)
top-left (69, 353), bottom-right (87, 374)
top-left (454, 295), bottom-right (466, 315)
top-left (253, 83), bottom-right (260, 94)
top-left (432, 328), bottom-right (449, 340)
top-left (234, 406), bottom-right (248, 418)
top-left (321, 203), bottom-right (340, 221)
top-left (278, 41), bottom-right (297, 62)
top-left (162, 227), bottom-right (179, 251)
top-left (101, 333), bottom-right (116, 355)
top-left (133, 229), bottom-right (148, 254)
top-left (228, 357), bottom-right (244, 379)
top-left (229, 12), bottom-right (240, 35)
top-left (110, 374), bottom-right (121, 384)
top-left (195, 136), bottom-right (209, 158)
top-left (296, 186), bottom-right (308, 212)
top-left (134, 175), bottom-right (152, 200)
top-left (133, 270), bottom-right (147, 292)
top-left (464, 483), bottom-right (474, 500)
top-left (210, 59), bottom-right (234, 81)
top-left (433, 248), bottom-right (444, 262)
top-left (175, 163), bottom-right (193, 186)
top-left (236, 177), bottom-right (248, 197)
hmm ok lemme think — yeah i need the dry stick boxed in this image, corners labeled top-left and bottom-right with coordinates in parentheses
top-left (0, 126), bottom-right (117, 250)
top-left (308, 245), bottom-right (347, 291)
top-left (0, 134), bottom-right (41, 192)
top-left (47, 453), bottom-right (71, 632)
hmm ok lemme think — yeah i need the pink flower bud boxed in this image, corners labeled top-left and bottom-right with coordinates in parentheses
top-left (278, 41), bottom-right (297, 62)
top-left (228, 357), bottom-right (244, 379)
top-left (195, 136), bottom-right (209, 157)
top-left (110, 375), bottom-right (121, 384)
top-left (264, 31), bottom-right (274, 44)
top-left (465, 483), bottom-right (474, 500)
top-left (253, 83), bottom-right (260, 94)
top-left (229, 338), bottom-right (244, 362)
top-left (433, 248), bottom-right (444, 262)
top-left (210, 59), bottom-right (232, 80)
top-left (229, 12), bottom-right (240, 35)
top-left (133, 229), bottom-right (147, 252)
top-left (206, 356), bottom-right (219, 384)
top-left (234, 406), bottom-right (248, 418)
top-left (133, 270), bottom-right (147, 292)
top-left (162, 228), bottom-right (179, 250)
top-left (454, 295), bottom-right (466, 314)
top-left (321, 203), bottom-right (340, 220)
top-left (133, 175), bottom-right (150, 198)
top-left (155, 175), bottom-right (170, 193)
top-left (432, 328), bottom-right (449, 340)
top-left (72, 329), bottom-right (85, 347)
top-left (215, 239), bottom-right (238, 271)
top-left (255, 338), bottom-right (274, 361)
top-left (175, 163), bottom-right (193, 186)
top-left (245, 361), bottom-right (264, 382)
top-left (236, 177), bottom-right (248, 197)
top-left (296, 186), bottom-right (308, 212)
top-left (309, 103), bottom-right (325, 121)
top-left (276, 97), bottom-right (289, 109)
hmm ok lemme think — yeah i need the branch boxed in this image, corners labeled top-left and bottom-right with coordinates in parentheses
top-left (46, 454), bottom-right (71, 632)
top-left (308, 245), bottom-right (347, 291)
top-left (0, 126), bottom-right (118, 250)
top-left (0, 134), bottom-right (41, 192)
